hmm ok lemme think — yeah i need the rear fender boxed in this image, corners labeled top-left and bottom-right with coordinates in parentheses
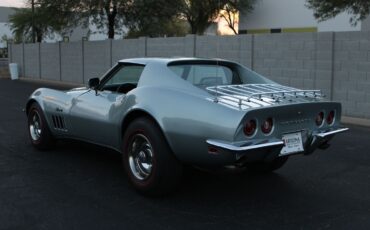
top-left (119, 86), bottom-right (245, 164)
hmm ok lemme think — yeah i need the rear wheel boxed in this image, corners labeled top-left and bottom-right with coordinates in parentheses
top-left (122, 117), bottom-right (183, 196)
top-left (244, 156), bottom-right (289, 173)
top-left (27, 102), bottom-right (55, 150)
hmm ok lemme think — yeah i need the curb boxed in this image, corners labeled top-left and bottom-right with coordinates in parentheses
top-left (18, 77), bottom-right (84, 88)
top-left (341, 116), bottom-right (370, 128)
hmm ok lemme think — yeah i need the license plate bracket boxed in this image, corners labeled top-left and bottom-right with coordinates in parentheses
top-left (280, 132), bottom-right (304, 156)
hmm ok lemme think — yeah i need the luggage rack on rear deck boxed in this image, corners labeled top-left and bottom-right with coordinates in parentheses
top-left (206, 84), bottom-right (324, 109)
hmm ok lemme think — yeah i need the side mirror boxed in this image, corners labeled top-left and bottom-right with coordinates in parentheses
top-left (88, 78), bottom-right (100, 89)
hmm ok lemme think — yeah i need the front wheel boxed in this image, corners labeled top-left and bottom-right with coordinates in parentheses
top-left (122, 117), bottom-right (183, 196)
top-left (27, 102), bottom-right (55, 150)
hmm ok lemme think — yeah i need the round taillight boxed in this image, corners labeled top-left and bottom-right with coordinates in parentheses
top-left (261, 118), bottom-right (273, 134)
top-left (315, 111), bottom-right (324, 126)
top-left (327, 110), bottom-right (335, 125)
top-left (244, 119), bottom-right (257, 136)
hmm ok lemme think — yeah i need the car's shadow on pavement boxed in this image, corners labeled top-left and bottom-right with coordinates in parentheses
top-left (50, 138), bottom-right (297, 202)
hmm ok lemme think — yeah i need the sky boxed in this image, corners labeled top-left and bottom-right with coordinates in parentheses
top-left (0, 0), bottom-right (25, 7)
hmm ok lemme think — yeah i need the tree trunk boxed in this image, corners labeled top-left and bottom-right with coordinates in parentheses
top-left (36, 28), bottom-right (42, 43)
top-left (229, 25), bottom-right (238, 35)
top-left (191, 26), bottom-right (197, 34)
top-left (37, 34), bottom-right (42, 43)
top-left (106, 3), bottom-right (117, 39)
top-left (189, 20), bottom-right (197, 34)
top-left (222, 11), bottom-right (238, 35)
top-left (108, 18), bottom-right (115, 39)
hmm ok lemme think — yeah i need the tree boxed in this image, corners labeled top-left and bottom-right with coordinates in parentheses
top-left (9, 0), bottom-right (84, 43)
top-left (9, 6), bottom-right (68, 43)
top-left (24, 0), bottom-right (129, 40)
top-left (125, 18), bottom-right (189, 38)
top-left (124, 0), bottom-right (188, 38)
top-left (178, 0), bottom-right (256, 35)
top-left (220, 0), bottom-right (255, 34)
top-left (86, 0), bottom-right (128, 39)
top-left (179, 0), bottom-right (224, 35)
top-left (306, 0), bottom-right (370, 24)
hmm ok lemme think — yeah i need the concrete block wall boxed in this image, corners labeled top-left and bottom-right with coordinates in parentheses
top-left (253, 33), bottom-right (318, 93)
top-left (112, 38), bottom-right (146, 64)
top-left (60, 42), bottom-right (83, 83)
top-left (195, 35), bottom-right (219, 58)
top-left (315, 32), bottom-right (334, 99)
top-left (84, 40), bottom-right (111, 82)
top-left (9, 44), bottom-right (23, 77)
top-left (7, 31), bottom-right (370, 120)
top-left (40, 43), bottom-right (60, 81)
top-left (147, 36), bottom-right (188, 57)
top-left (333, 31), bottom-right (370, 119)
top-left (239, 35), bottom-right (253, 68)
top-left (195, 35), bottom-right (252, 68)
top-left (24, 43), bottom-right (40, 79)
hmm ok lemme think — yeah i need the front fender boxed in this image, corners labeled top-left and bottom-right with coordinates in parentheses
top-left (26, 88), bottom-right (75, 136)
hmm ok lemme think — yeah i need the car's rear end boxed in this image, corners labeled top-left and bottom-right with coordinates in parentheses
top-left (166, 59), bottom-right (347, 167)
top-left (205, 84), bottom-right (348, 165)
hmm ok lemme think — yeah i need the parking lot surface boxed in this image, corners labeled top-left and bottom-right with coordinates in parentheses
top-left (0, 79), bottom-right (369, 230)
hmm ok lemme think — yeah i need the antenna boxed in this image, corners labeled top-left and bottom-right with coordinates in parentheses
top-left (214, 86), bottom-right (219, 103)
top-left (214, 0), bottom-right (221, 104)
top-left (214, 40), bottom-right (220, 103)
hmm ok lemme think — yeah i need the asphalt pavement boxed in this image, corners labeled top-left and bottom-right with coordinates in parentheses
top-left (0, 79), bottom-right (369, 230)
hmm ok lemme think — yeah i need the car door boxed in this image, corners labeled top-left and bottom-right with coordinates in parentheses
top-left (69, 63), bottom-right (145, 147)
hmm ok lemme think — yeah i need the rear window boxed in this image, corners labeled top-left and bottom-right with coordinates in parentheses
top-left (169, 64), bottom-right (241, 87)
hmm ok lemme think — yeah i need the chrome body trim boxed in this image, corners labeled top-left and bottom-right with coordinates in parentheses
top-left (207, 127), bottom-right (348, 155)
top-left (206, 139), bottom-right (284, 152)
top-left (315, 128), bottom-right (349, 138)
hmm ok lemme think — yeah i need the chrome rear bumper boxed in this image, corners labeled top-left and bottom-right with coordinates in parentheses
top-left (206, 139), bottom-right (284, 152)
top-left (315, 128), bottom-right (349, 138)
top-left (206, 127), bottom-right (348, 158)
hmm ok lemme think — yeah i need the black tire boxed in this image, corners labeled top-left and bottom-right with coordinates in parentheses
top-left (122, 117), bottom-right (183, 196)
top-left (27, 102), bottom-right (55, 150)
top-left (244, 156), bottom-right (289, 173)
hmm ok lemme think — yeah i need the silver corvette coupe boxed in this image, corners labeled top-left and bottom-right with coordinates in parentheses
top-left (26, 57), bottom-right (348, 195)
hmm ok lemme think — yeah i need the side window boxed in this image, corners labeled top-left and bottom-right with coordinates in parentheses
top-left (101, 65), bottom-right (144, 93)
top-left (105, 65), bottom-right (144, 86)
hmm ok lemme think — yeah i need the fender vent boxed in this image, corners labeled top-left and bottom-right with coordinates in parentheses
top-left (52, 115), bottom-right (67, 131)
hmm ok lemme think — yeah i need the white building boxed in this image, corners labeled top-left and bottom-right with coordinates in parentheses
top-left (0, 6), bottom-right (15, 48)
top-left (239, 0), bottom-right (370, 34)
top-left (0, 6), bottom-right (125, 49)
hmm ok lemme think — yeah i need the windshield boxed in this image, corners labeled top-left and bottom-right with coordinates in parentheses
top-left (168, 61), bottom-right (274, 88)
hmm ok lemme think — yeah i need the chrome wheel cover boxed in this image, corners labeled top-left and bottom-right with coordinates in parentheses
top-left (29, 111), bottom-right (42, 141)
top-left (128, 133), bottom-right (154, 181)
